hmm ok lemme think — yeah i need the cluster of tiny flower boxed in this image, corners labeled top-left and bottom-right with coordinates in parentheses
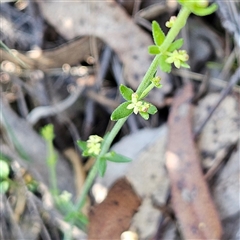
top-left (86, 135), bottom-right (103, 155)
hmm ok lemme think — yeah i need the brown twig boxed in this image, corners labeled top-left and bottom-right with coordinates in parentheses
top-left (194, 67), bottom-right (240, 139)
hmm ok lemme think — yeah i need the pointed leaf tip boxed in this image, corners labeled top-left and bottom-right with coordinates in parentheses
top-left (98, 158), bottom-right (107, 177)
top-left (152, 21), bottom-right (165, 46)
top-left (102, 151), bottom-right (132, 163)
top-left (120, 84), bottom-right (134, 101)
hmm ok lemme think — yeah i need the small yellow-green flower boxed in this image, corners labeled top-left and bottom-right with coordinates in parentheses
top-left (87, 135), bottom-right (103, 144)
top-left (86, 135), bottom-right (103, 155)
top-left (151, 76), bottom-right (162, 88)
top-left (88, 143), bottom-right (101, 155)
top-left (59, 190), bottom-right (72, 202)
top-left (165, 50), bottom-right (189, 68)
top-left (139, 102), bottom-right (150, 113)
top-left (166, 16), bottom-right (177, 28)
top-left (127, 93), bottom-right (143, 114)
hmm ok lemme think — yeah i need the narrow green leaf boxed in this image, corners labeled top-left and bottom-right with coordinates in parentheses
top-left (64, 211), bottom-right (89, 225)
top-left (168, 39), bottom-right (184, 52)
top-left (111, 102), bottom-right (133, 121)
top-left (119, 84), bottom-right (134, 101)
top-left (148, 45), bottom-right (160, 55)
top-left (76, 212), bottom-right (89, 225)
top-left (180, 62), bottom-right (190, 68)
top-left (152, 21), bottom-right (165, 46)
top-left (98, 158), bottom-right (107, 177)
top-left (148, 104), bottom-right (158, 115)
top-left (140, 112), bottom-right (149, 120)
top-left (102, 151), bottom-right (131, 163)
top-left (159, 55), bottom-right (172, 73)
top-left (77, 140), bottom-right (87, 151)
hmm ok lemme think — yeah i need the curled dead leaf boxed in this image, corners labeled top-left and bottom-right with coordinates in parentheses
top-left (88, 178), bottom-right (141, 239)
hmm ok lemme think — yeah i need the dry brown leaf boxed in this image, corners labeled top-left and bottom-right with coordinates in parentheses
top-left (88, 178), bottom-right (141, 239)
top-left (166, 83), bottom-right (222, 239)
top-left (0, 37), bottom-right (101, 69)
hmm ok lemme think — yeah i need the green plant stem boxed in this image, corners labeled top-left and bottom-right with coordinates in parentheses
top-left (140, 83), bottom-right (155, 99)
top-left (75, 117), bottom-right (128, 211)
top-left (136, 7), bottom-right (191, 98)
top-left (136, 55), bottom-right (160, 97)
top-left (159, 7), bottom-right (191, 53)
top-left (47, 141), bottom-right (58, 196)
top-left (74, 6), bottom-right (192, 213)
top-left (70, 5), bottom-right (193, 231)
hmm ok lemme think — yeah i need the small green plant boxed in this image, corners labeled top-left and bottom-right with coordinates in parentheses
top-left (41, 124), bottom-right (88, 232)
top-left (75, 0), bottom-right (218, 217)
top-left (78, 135), bottom-right (131, 177)
top-left (41, 124), bottom-right (58, 196)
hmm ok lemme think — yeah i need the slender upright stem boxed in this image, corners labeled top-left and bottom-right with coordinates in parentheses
top-left (47, 141), bottom-right (58, 196)
top-left (136, 7), bottom-right (191, 98)
top-left (75, 117), bottom-right (128, 211)
top-left (159, 7), bottom-right (191, 53)
top-left (136, 55), bottom-right (160, 96)
top-left (74, 6), bottom-right (192, 214)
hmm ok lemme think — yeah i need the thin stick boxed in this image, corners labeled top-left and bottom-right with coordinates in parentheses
top-left (194, 67), bottom-right (240, 139)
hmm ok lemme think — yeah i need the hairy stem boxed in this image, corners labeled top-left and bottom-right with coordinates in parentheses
top-left (47, 141), bottom-right (58, 196)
